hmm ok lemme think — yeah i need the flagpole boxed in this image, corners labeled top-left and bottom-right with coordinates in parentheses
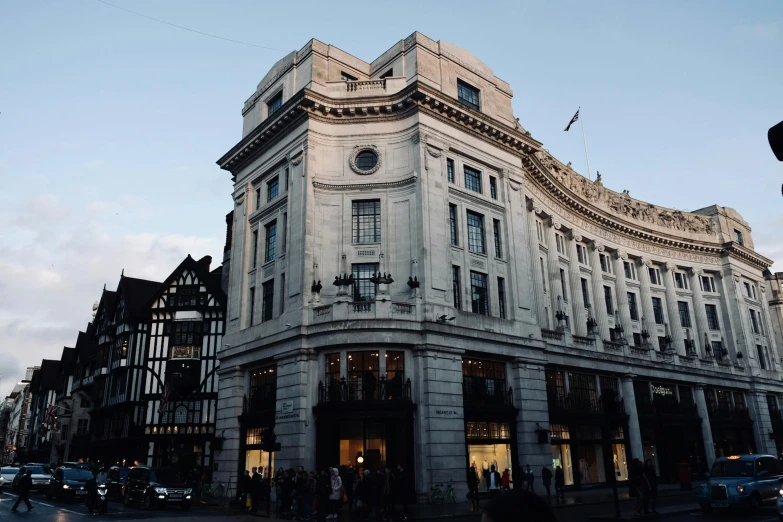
top-left (579, 109), bottom-right (592, 180)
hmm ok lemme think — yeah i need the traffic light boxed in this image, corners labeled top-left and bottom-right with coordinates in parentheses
top-left (261, 428), bottom-right (276, 452)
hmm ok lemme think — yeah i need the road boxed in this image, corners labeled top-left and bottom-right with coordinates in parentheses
top-left (659, 506), bottom-right (781, 522)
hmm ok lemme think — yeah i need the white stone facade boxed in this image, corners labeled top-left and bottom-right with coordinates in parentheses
top-left (213, 32), bottom-right (783, 498)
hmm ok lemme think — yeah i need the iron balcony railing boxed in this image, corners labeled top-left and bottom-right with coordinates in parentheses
top-left (547, 389), bottom-right (625, 415)
top-left (462, 378), bottom-right (514, 407)
top-left (317, 376), bottom-right (411, 404)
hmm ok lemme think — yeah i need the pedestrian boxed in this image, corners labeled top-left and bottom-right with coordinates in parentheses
top-left (297, 470), bottom-right (308, 519)
top-left (251, 466), bottom-right (262, 512)
top-left (501, 468), bottom-right (510, 491)
top-left (12, 469), bottom-right (33, 512)
top-left (379, 468), bottom-right (393, 520)
top-left (541, 464), bottom-right (553, 500)
top-left (328, 467), bottom-right (343, 519)
top-left (241, 469), bottom-right (253, 512)
top-left (525, 464), bottom-right (535, 494)
top-left (304, 471), bottom-right (317, 521)
top-left (481, 490), bottom-right (557, 522)
top-left (361, 470), bottom-right (376, 520)
top-left (317, 469), bottom-right (330, 518)
top-left (393, 464), bottom-right (409, 520)
top-left (554, 466), bottom-right (565, 504)
top-left (629, 458), bottom-right (649, 517)
top-left (344, 466), bottom-right (355, 517)
top-left (644, 459), bottom-right (658, 515)
top-left (488, 465), bottom-right (501, 497)
top-left (467, 466), bottom-right (480, 513)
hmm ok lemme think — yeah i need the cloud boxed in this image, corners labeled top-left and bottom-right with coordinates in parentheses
top-left (0, 194), bottom-right (220, 398)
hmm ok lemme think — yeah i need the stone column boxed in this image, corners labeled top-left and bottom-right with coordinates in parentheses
top-left (637, 257), bottom-right (659, 351)
top-left (747, 391), bottom-right (777, 455)
top-left (213, 365), bottom-right (245, 486)
top-left (545, 218), bottom-right (566, 327)
top-left (620, 375), bottom-right (644, 461)
top-left (412, 346), bottom-right (467, 502)
top-left (274, 350), bottom-right (318, 471)
top-left (612, 251), bottom-right (634, 342)
top-left (512, 356), bottom-right (551, 496)
top-left (588, 242), bottom-right (611, 340)
top-left (689, 269), bottom-right (710, 357)
top-left (526, 205), bottom-right (548, 327)
top-left (693, 386), bottom-right (716, 468)
top-left (662, 263), bottom-right (686, 355)
top-left (566, 233), bottom-right (587, 336)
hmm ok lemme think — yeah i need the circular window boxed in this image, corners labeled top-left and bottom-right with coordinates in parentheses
top-left (355, 150), bottom-right (378, 171)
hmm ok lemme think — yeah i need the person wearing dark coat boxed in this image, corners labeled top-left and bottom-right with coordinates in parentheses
top-left (12, 470), bottom-right (34, 512)
top-left (252, 467), bottom-right (263, 512)
top-left (644, 459), bottom-right (658, 515)
top-left (541, 465), bottom-right (553, 500)
top-left (467, 466), bottom-right (480, 513)
top-left (554, 466), bottom-right (565, 504)
top-left (393, 464), bottom-right (409, 520)
top-left (240, 470), bottom-right (253, 512)
top-left (361, 470), bottom-right (376, 520)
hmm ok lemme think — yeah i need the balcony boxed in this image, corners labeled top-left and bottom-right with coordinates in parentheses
top-left (311, 301), bottom-right (419, 324)
top-left (324, 77), bottom-right (407, 99)
top-left (462, 379), bottom-right (514, 408)
top-left (317, 376), bottom-right (411, 404)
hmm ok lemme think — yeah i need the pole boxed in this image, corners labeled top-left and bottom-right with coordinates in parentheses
top-left (579, 109), bottom-right (592, 180)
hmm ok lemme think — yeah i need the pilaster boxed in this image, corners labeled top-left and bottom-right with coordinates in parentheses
top-left (689, 269), bottom-right (710, 357)
top-left (637, 257), bottom-right (659, 351)
top-left (512, 357), bottom-right (551, 495)
top-left (274, 350), bottom-right (318, 471)
top-left (662, 263), bottom-right (686, 355)
top-left (612, 252), bottom-right (634, 343)
top-left (526, 206), bottom-right (548, 327)
top-left (213, 365), bottom-right (246, 486)
top-left (588, 242), bottom-right (611, 340)
top-left (693, 385), bottom-right (716, 468)
top-left (620, 375), bottom-right (643, 462)
top-left (566, 233), bottom-right (587, 336)
top-left (747, 391), bottom-right (777, 456)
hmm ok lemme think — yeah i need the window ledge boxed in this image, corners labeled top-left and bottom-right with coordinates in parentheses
top-left (352, 242), bottom-right (381, 247)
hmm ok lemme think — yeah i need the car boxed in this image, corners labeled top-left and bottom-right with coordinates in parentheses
top-left (12, 464), bottom-right (53, 492)
top-left (61, 461), bottom-right (94, 471)
top-left (106, 466), bottom-right (131, 500)
top-left (0, 474), bottom-right (6, 492)
top-left (1, 467), bottom-right (19, 486)
top-left (122, 466), bottom-right (192, 510)
top-left (696, 454), bottom-right (783, 513)
top-left (46, 467), bottom-right (93, 501)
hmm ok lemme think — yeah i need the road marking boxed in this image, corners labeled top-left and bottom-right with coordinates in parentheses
top-left (1, 492), bottom-right (87, 515)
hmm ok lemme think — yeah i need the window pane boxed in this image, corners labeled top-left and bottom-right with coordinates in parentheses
top-left (457, 80), bottom-right (480, 110)
top-left (467, 211), bottom-right (485, 254)
top-left (447, 159), bottom-right (454, 183)
top-left (268, 93), bottom-right (282, 115)
top-left (449, 204), bottom-right (458, 246)
top-left (464, 166), bottom-right (482, 193)
top-left (452, 266), bottom-right (461, 310)
top-left (267, 177), bottom-right (279, 202)
top-left (489, 177), bottom-right (498, 199)
top-left (262, 280), bottom-right (274, 322)
top-left (493, 219), bottom-right (502, 258)
top-left (352, 263), bottom-right (379, 302)
top-left (264, 221), bottom-right (277, 262)
top-left (498, 277), bottom-right (506, 319)
top-left (352, 200), bottom-right (381, 243)
top-left (470, 271), bottom-right (489, 315)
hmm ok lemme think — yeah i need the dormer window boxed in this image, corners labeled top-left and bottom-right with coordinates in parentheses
top-left (379, 69), bottom-right (393, 79)
top-left (341, 71), bottom-right (358, 81)
top-left (457, 79), bottom-right (480, 111)
top-left (734, 229), bottom-right (744, 245)
top-left (267, 92), bottom-right (283, 116)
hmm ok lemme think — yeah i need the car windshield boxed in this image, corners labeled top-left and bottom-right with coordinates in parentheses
top-left (2, 468), bottom-right (18, 474)
top-left (711, 460), bottom-right (754, 478)
top-left (26, 466), bottom-right (52, 475)
top-left (118, 468), bottom-right (130, 480)
top-left (64, 469), bottom-right (93, 480)
top-left (150, 470), bottom-right (182, 484)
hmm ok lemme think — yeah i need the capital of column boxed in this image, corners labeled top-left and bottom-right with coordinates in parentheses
top-left (639, 256), bottom-right (652, 267)
top-left (665, 262), bottom-right (677, 272)
top-left (688, 267), bottom-right (703, 277)
top-left (621, 373), bottom-right (637, 382)
top-left (525, 198), bottom-right (535, 211)
top-left (616, 250), bottom-right (628, 261)
top-left (569, 232), bottom-right (582, 242)
top-left (547, 217), bottom-right (562, 230)
top-left (591, 241), bottom-right (605, 252)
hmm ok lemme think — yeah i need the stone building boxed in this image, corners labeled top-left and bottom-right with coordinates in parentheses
top-left (213, 32), bottom-right (782, 497)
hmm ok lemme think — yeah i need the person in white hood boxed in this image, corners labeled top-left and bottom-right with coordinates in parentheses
top-left (327, 467), bottom-right (343, 519)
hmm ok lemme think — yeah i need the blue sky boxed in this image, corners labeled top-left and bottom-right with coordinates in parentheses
top-left (0, 0), bottom-right (781, 396)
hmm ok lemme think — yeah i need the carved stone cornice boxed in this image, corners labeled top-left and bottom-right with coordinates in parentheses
top-left (312, 174), bottom-right (417, 191)
top-left (449, 186), bottom-right (506, 213)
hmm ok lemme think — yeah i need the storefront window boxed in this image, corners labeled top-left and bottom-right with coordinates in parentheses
top-left (569, 373), bottom-right (598, 411)
top-left (339, 420), bottom-right (387, 470)
top-left (468, 444), bottom-right (512, 491)
top-left (575, 443), bottom-right (606, 484)
top-left (612, 444), bottom-right (629, 481)
top-left (551, 443), bottom-right (574, 486)
top-left (348, 351), bottom-right (380, 400)
top-left (245, 449), bottom-right (274, 479)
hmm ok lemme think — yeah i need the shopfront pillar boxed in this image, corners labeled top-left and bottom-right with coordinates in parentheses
top-left (512, 356), bottom-right (551, 496)
top-left (747, 391), bottom-right (778, 456)
top-left (213, 365), bottom-right (245, 486)
top-left (620, 375), bottom-right (644, 462)
top-left (693, 386), bottom-right (716, 468)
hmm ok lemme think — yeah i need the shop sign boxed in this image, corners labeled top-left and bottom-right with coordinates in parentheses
top-left (432, 407), bottom-right (462, 417)
top-left (281, 400), bottom-right (294, 414)
top-left (652, 384), bottom-right (674, 397)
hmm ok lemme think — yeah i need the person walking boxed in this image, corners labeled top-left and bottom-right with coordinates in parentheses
top-left (467, 466), bottom-right (480, 513)
top-left (304, 471), bottom-right (317, 521)
top-left (554, 466), bottom-right (565, 504)
top-left (361, 470), bottom-right (376, 520)
top-left (240, 469), bottom-right (253, 512)
top-left (541, 465), bottom-right (553, 500)
top-left (629, 458), bottom-right (649, 517)
top-left (251, 466), bottom-right (262, 512)
top-left (12, 469), bottom-right (33, 512)
top-left (488, 465), bottom-right (502, 497)
top-left (393, 464), bottom-right (409, 520)
top-left (525, 465), bottom-right (535, 494)
top-left (644, 459), bottom-right (658, 515)
top-left (501, 468), bottom-right (510, 491)
top-left (328, 467), bottom-right (343, 519)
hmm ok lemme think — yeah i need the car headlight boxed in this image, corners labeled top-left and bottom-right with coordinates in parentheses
top-left (62, 484), bottom-right (70, 490)
top-left (154, 487), bottom-right (167, 494)
top-left (779, 488), bottom-right (783, 497)
top-left (736, 485), bottom-right (745, 493)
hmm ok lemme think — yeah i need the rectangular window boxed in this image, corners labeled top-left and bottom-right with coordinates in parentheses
top-left (261, 280), bottom-right (274, 322)
top-left (489, 176), bottom-right (498, 199)
top-left (285, 167), bottom-right (289, 189)
top-left (652, 297), bottom-right (664, 325)
top-left (576, 244), bottom-right (587, 265)
top-left (556, 233), bottom-right (565, 254)
top-left (493, 219), bottom-right (502, 258)
top-left (255, 187), bottom-right (261, 210)
top-left (352, 263), bottom-right (379, 302)
top-left (604, 285), bottom-right (614, 315)
top-left (279, 273), bottom-right (285, 313)
top-left (267, 176), bottom-right (279, 202)
top-left (674, 272), bottom-right (688, 290)
top-left (464, 166), bottom-right (482, 193)
top-left (658, 336), bottom-right (667, 351)
top-left (633, 332), bottom-right (642, 347)
top-left (470, 271), bottom-right (489, 315)
top-left (466, 210), bottom-right (485, 254)
top-left (251, 229), bottom-right (259, 269)
top-left (600, 254), bottom-right (612, 274)
top-left (497, 277), bottom-right (506, 319)
top-left (540, 258), bottom-right (547, 293)
top-left (649, 267), bottom-right (662, 285)
top-left (352, 200), bottom-right (381, 244)
top-left (701, 275), bottom-right (716, 293)
top-left (678, 301), bottom-right (692, 328)
top-left (624, 261), bottom-right (636, 280)
top-left (248, 287), bottom-right (255, 325)
top-left (734, 229), bottom-right (744, 245)
top-left (447, 158), bottom-right (455, 183)
top-left (560, 269), bottom-right (568, 301)
top-left (757, 345), bottom-right (767, 370)
top-left (282, 212), bottom-right (287, 253)
top-left (750, 309), bottom-right (760, 334)
top-left (452, 266), bottom-right (462, 311)
top-left (705, 304), bottom-right (720, 330)
top-left (581, 278), bottom-right (590, 307)
top-left (267, 92), bottom-right (282, 116)
top-left (449, 204), bottom-right (459, 246)
top-left (712, 341), bottom-right (723, 358)
top-left (340, 71), bottom-right (358, 81)
top-left (264, 220), bottom-right (277, 262)
top-left (536, 220), bottom-right (544, 243)
top-left (325, 353), bottom-right (341, 385)
top-left (628, 292), bottom-right (639, 320)
top-left (457, 79), bottom-right (480, 111)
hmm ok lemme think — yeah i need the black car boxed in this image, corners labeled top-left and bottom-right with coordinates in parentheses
top-left (122, 466), bottom-right (192, 510)
top-left (107, 466), bottom-right (131, 500)
top-left (12, 464), bottom-right (52, 492)
top-left (46, 467), bottom-right (93, 501)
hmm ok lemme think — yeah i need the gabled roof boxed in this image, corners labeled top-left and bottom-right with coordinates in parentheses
top-left (143, 255), bottom-right (227, 310)
top-left (60, 347), bottom-right (76, 374)
top-left (117, 276), bottom-right (161, 319)
top-left (29, 369), bottom-right (41, 392)
top-left (38, 360), bottom-right (61, 391)
top-left (75, 328), bottom-right (98, 361)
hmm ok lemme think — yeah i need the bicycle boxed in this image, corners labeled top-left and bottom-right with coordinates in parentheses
top-left (201, 481), bottom-right (226, 502)
top-left (430, 480), bottom-right (456, 504)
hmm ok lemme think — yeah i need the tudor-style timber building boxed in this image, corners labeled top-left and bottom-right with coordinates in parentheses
top-left (212, 32), bottom-right (783, 499)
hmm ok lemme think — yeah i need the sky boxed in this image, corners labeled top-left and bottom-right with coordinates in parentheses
top-left (0, 0), bottom-right (781, 397)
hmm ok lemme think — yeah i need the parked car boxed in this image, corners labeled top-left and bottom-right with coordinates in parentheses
top-left (122, 466), bottom-right (192, 510)
top-left (12, 464), bottom-right (53, 492)
top-left (62, 462), bottom-right (94, 471)
top-left (46, 467), bottom-right (93, 501)
top-left (106, 466), bottom-right (131, 500)
top-left (0, 473), bottom-right (6, 492)
top-left (697, 454), bottom-right (783, 513)
top-left (1, 467), bottom-right (19, 486)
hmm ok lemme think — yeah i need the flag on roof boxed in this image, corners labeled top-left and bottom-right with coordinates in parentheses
top-left (564, 109), bottom-right (580, 131)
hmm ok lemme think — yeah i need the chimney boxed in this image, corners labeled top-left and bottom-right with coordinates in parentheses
top-left (197, 255), bottom-right (212, 272)
top-left (224, 211), bottom-right (234, 253)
